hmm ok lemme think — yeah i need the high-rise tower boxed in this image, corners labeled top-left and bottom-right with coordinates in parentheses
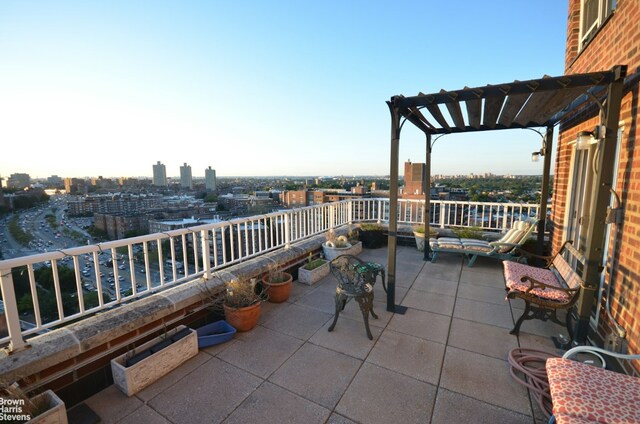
top-left (180, 163), bottom-right (193, 189)
top-left (152, 161), bottom-right (167, 187)
top-left (205, 166), bottom-right (217, 191)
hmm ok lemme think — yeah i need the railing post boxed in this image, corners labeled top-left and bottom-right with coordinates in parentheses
top-left (439, 203), bottom-right (446, 228)
top-left (347, 200), bottom-right (353, 225)
top-left (328, 204), bottom-right (335, 229)
top-left (0, 268), bottom-right (28, 352)
top-left (502, 206), bottom-right (509, 232)
top-left (377, 200), bottom-right (382, 223)
top-left (284, 213), bottom-right (291, 249)
top-left (201, 229), bottom-right (211, 280)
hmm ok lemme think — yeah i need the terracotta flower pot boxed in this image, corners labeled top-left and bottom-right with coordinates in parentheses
top-left (223, 301), bottom-right (261, 332)
top-left (262, 272), bottom-right (293, 303)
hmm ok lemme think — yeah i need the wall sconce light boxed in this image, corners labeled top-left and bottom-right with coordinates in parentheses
top-left (575, 125), bottom-right (606, 149)
top-left (575, 131), bottom-right (596, 149)
top-left (531, 151), bottom-right (542, 162)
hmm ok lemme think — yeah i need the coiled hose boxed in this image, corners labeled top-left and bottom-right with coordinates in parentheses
top-left (507, 347), bottom-right (558, 419)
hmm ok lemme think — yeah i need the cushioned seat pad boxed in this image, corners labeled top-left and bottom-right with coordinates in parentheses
top-left (503, 261), bottom-right (571, 302)
top-left (546, 358), bottom-right (640, 424)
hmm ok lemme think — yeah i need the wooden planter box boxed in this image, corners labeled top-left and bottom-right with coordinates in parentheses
top-left (28, 390), bottom-right (67, 424)
top-left (111, 325), bottom-right (198, 396)
top-left (298, 260), bottom-right (330, 285)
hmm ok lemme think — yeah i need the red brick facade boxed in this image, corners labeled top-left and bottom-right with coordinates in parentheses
top-left (554, 0), bottom-right (640, 364)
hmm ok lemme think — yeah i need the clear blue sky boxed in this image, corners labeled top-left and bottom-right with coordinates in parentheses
top-left (0, 1), bottom-right (568, 179)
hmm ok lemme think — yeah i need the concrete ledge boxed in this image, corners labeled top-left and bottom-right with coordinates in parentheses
top-left (0, 328), bottom-right (80, 380)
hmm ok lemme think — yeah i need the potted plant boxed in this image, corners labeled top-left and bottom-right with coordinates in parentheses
top-left (262, 262), bottom-right (293, 303)
top-left (222, 277), bottom-right (263, 331)
top-left (0, 382), bottom-right (67, 424)
top-left (111, 325), bottom-right (198, 396)
top-left (358, 223), bottom-right (386, 248)
top-left (298, 253), bottom-right (330, 285)
top-left (413, 226), bottom-right (439, 251)
top-left (322, 229), bottom-right (353, 261)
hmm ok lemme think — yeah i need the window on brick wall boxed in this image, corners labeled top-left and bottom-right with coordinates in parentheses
top-left (580, 0), bottom-right (616, 50)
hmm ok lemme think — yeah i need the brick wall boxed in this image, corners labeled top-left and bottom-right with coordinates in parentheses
top-left (557, 0), bottom-right (640, 362)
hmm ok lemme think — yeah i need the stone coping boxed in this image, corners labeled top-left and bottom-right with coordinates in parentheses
top-left (0, 233), bottom-right (330, 384)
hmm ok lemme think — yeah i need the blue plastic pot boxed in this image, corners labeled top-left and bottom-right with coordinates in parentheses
top-left (196, 320), bottom-right (237, 348)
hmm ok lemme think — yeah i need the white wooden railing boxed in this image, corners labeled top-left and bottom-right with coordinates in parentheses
top-left (0, 198), bottom-right (546, 351)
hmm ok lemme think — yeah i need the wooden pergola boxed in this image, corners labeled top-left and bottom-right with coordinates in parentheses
top-left (386, 65), bottom-right (626, 344)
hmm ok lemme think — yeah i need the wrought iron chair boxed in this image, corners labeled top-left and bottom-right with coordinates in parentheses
top-left (327, 255), bottom-right (384, 340)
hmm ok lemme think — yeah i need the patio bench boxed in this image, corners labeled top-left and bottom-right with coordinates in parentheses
top-left (546, 346), bottom-right (640, 424)
top-left (503, 241), bottom-right (585, 338)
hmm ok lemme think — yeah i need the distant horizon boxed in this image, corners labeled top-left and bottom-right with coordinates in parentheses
top-left (7, 172), bottom-right (552, 182)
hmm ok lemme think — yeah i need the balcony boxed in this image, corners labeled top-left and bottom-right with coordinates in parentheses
top-left (0, 199), bottom-right (555, 423)
top-left (79, 246), bottom-right (557, 423)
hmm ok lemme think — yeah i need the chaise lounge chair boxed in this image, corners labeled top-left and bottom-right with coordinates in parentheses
top-left (429, 218), bottom-right (538, 266)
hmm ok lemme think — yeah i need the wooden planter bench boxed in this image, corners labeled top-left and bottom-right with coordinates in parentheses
top-left (503, 241), bottom-right (586, 338)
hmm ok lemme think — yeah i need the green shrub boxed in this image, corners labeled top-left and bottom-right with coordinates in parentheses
top-left (360, 223), bottom-right (384, 232)
top-left (452, 226), bottom-right (484, 240)
top-left (413, 226), bottom-right (438, 237)
top-left (302, 259), bottom-right (327, 271)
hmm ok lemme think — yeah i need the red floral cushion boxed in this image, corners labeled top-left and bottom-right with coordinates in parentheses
top-left (546, 358), bottom-right (640, 424)
top-left (503, 261), bottom-right (571, 302)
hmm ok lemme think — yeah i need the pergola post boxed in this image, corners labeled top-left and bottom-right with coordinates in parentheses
top-left (386, 103), bottom-right (400, 312)
top-left (574, 65), bottom-right (626, 343)
top-left (424, 134), bottom-right (432, 261)
top-left (537, 126), bottom-right (554, 255)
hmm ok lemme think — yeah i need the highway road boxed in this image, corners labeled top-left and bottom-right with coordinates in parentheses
top-left (1, 197), bottom-right (170, 299)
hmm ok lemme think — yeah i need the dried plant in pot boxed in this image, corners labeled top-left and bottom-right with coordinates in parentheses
top-left (261, 261), bottom-right (293, 303)
top-left (0, 380), bottom-right (67, 424)
top-left (220, 277), bottom-right (264, 331)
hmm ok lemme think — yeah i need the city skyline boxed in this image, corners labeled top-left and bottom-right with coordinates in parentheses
top-left (1, 1), bottom-right (567, 178)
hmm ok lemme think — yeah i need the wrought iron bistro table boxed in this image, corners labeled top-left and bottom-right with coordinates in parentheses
top-left (328, 255), bottom-right (386, 340)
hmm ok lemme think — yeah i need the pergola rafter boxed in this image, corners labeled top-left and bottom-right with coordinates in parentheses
top-left (389, 69), bottom-right (620, 136)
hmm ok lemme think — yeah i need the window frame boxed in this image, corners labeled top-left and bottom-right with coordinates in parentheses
top-left (579, 0), bottom-right (616, 50)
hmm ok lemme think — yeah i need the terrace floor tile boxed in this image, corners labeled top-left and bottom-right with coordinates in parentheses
top-left (87, 245), bottom-right (556, 423)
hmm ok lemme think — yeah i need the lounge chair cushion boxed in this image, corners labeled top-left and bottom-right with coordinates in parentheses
top-left (503, 261), bottom-right (571, 302)
top-left (546, 358), bottom-right (640, 424)
top-left (461, 229), bottom-right (524, 253)
top-left (430, 237), bottom-right (462, 249)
